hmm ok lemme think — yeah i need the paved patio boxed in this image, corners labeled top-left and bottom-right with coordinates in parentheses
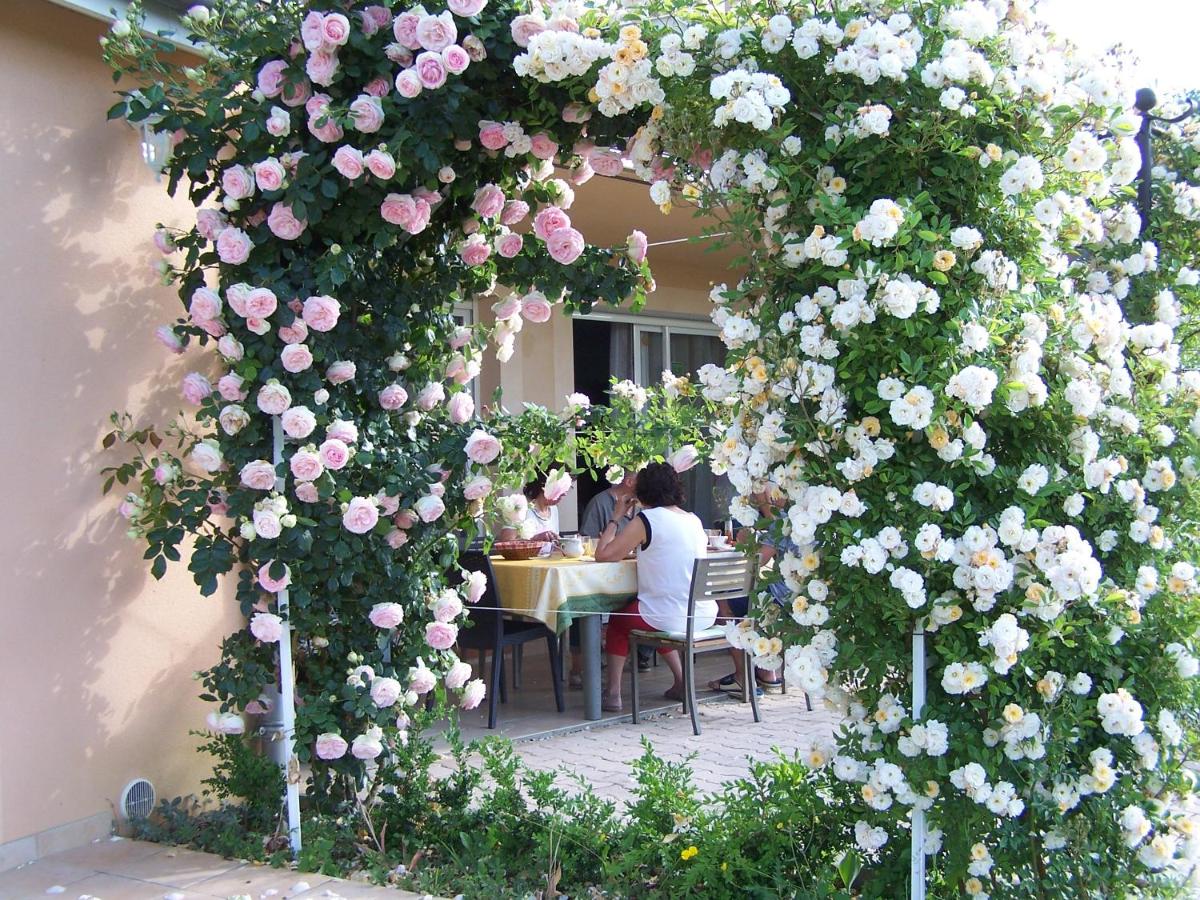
top-left (0, 837), bottom-right (428, 900)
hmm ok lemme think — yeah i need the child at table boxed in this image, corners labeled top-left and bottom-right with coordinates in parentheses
top-left (593, 462), bottom-right (710, 712)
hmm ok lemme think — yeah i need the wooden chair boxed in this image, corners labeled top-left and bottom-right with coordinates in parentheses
top-left (455, 553), bottom-right (565, 729)
top-left (630, 552), bottom-right (760, 735)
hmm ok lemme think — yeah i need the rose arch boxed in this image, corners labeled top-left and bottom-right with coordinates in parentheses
top-left (102, 0), bottom-right (1200, 894)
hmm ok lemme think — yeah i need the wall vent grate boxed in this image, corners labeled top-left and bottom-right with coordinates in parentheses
top-left (119, 779), bottom-right (156, 820)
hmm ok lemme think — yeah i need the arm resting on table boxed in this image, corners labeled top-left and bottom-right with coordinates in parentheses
top-left (594, 515), bottom-right (645, 562)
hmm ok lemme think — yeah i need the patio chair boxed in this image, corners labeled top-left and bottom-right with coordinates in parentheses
top-left (456, 553), bottom-right (566, 730)
top-left (630, 552), bottom-right (760, 736)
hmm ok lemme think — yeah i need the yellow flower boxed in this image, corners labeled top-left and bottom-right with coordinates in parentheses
top-left (985, 143), bottom-right (1002, 161)
top-left (861, 416), bottom-right (881, 436)
top-left (613, 46), bottom-right (638, 66)
top-left (680, 845), bottom-right (698, 860)
top-left (932, 250), bottom-right (957, 271)
top-left (619, 24), bottom-right (642, 42)
top-left (658, 201), bottom-right (673, 215)
top-left (587, 87), bottom-right (600, 103)
top-left (928, 425), bottom-right (950, 450)
top-left (582, 27), bottom-right (600, 38)
top-left (965, 877), bottom-right (984, 896)
top-left (1002, 703), bottom-right (1024, 723)
top-left (828, 176), bottom-right (847, 194)
top-left (650, 105), bottom-right (665, 122)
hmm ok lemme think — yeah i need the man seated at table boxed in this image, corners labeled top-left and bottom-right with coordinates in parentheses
top-left (593, 462), bottom-right (711, 712)
top-left (578, 469), bottom-right (655, 675)
top-left (498, 473), bottom-right (567, 542)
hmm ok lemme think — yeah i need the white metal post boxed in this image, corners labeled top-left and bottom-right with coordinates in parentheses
top-left (272, 416), bottom-right (303, 856)
top-left (910, 623), bottom-right (926, 900)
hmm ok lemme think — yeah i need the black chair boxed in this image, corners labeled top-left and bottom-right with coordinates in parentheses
top-left (455, 553), bottom-right (565, 729)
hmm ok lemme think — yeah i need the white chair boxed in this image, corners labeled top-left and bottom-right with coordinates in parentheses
top-left (630, 552), bottom-right (760, 735)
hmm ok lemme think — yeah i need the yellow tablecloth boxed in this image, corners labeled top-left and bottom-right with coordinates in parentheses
top-left (490, 555), bottom-right (638, 632)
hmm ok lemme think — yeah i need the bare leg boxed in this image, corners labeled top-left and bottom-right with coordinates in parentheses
top-left (605, 653), bottom-right (626, 705)
top-left (660, 650), bottom-right (684, 692)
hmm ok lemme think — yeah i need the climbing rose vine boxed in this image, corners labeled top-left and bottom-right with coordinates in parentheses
top-left (103, 0), bottom-right (1200, 893)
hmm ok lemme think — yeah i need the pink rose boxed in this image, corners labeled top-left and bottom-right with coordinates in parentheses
top-left (416, 382), bottom-right (445, 410)
top-left (363, 75), bottom-right (391, 98)
top-left (464, 429), bottom-right (501, 464)
top-left (450, 326), bottom-right (472, 350)
top-left (425, 620), bottom-right (458, 650)
top-left (378, 494), bottom-right (401, 517)
top-left (461, 217), bottom-right (479, 235)
top-left (314, 733), bottom-right (348, 760)
top-left (322, 12), bottom-right (351, 46)
top-left (258, 561), bottom-right (292, 592)
top-left (627, 229), bottom-right (648, 264)
top-left (500, 200), bottom-right (530, 225)
top-left (243, 317), bottom-right (267, 336)
top-left (281, 406), bottom-right (316, 439)
top-left (495, 232), bottom-right (523, 258)
top-left (219, 403), bottom-right (249, 436)
top-left (301, 11), bottom-right (326, 50)
top-left (415, 493), bottom-right (446, 523)
top-left (569, 157), bottom-right (594, 185)
top-left (492, 294), bottom-right (521, 320)
top-left (327, 419), bottom-right (358, 443)
top-left (533, 206), bottom-right (571, 240)
top-left (199, 318), bottom-right (228, 338)
top-left (381, 193), bottom-right (431, 234)
top-left (668, 444), bottom-right (700, 473)
top-left (530, 133), bottom-right (559, 161)
top-left (181, 372), bottom-right (212, 405)
top-left (343, 496), bottom-right (379, 534)
top-left (307, 108), bottom-right (344, 143)
top-left (190, 440), bottom-right (223, 472)
top-left (295, 482), bottom-right (319, 503)
top-left (386, 528), bottom-right (409, 548)
top-left (562, 102), bottom-right (592, 124)
top-left (386, 42), bottom-right (415, 65)
top-left (245, 287), bottom-right (278, 318)
top-left (448, 0), bottom-right (487, 16)
top-left (257, 381), bottom-right (292, 415)
top-left (250, 612), bottom-right (283, 642)
top-left (332, 145), bottom-right (365, 179)
top-left (471, 184), bottom-right (506, 219)
top-left (415, 51), bottom-right (448, 89)
top-left (189, 287), bottom-right (223, 322)
top-left (268, 203), bottom-right (307, 240)
top-left (217, 335), bottom-right (243, 360)
top-left (280, 343), bottom-right (313, 374)
top-left (443, 45), bottom-right (470, 74)
top-left (510, 14), bottom-right (545, 47)
top-left (302, 294), bottom-right (340, 332)
top-left (589, 149), bottom-right (624, 177)
top-left (460, 678), bottom-right (486, 709)
top-left (196, 208), bottom-right (228, 242)
top-left (351, 729), bottom-right (384, 760)
top-left (216, 227), bottom-right (253, 265)
top-left (240, 460), bottom-right (277, 491)
top-left (447, 391), bottom-right (474, 424)
top-left (465, 569), bottom-right (487, 604)
top-left (392, 10), bottom-right (422, 49)
top-left (257, 59), bottom-right (288, 97)
top-left (547, 226), bottom-right (584, 264)
top-left (289, 448), bottom-right (324, 482)
top-left (326, 360), bottom-right (357, 384)
top-left (155, 325), bottom-right (184, 354)
top-left (462, 477), bottom-right (492, 503)
top-left (370, 677), bottom-right (403, 707)
top-left (462, 34), bottom-right (486, 61)
top-left (522, 291), bottom-right (553, 323)
top-left (253, 158), bottom-right (287, 192)
top-left (416, 12), bottom-right (457, 51)
top-left (444, 661), bottom-right (472, 690)
top-left (278, 318), bottom-right (308, 344)
top-left (365, 149), bottom-right (396, 179)
top-left (218, 373), bottom-right (247, 402)
top-left (394, 68), bottom-right (422, 99)
top-left (153, 229), bottom-right (175, 254)
top-left (379, 384), bottom-right (409, 410)
top-left (478, 121), bottom-right (508, 150)
top-left (319, 438), bottom-right (350, 470)
top-left (543, 469), bottom-right (573, 503)
top-left (281, 77), bottom-right (312, 107)
top-left (305, 48), bottom-right (340, 87)
top-left (225, 283), bottom-right (250, 317)
top-left (349, 95), bottom-right (384, 133)
top-left (459, 235), bottom-right (491, 266)
top-left (221, 165), bottom-right (255, 200)
top-left (432, 593), bottom-right (463, 623)
top-left (409, 663), bottom-right (437, 694)
top-left (369, 602), bottom-right (404, 628)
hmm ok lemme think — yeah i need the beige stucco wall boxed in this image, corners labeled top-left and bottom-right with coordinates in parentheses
top-left (0, 0), bottom-right (244, 851)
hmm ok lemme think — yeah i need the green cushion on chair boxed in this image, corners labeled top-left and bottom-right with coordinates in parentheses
top-left (632, 626), bottom-right (726, 642)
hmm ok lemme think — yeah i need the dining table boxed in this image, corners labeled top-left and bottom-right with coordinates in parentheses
top-left (489, 553), bottom-right (638, 720)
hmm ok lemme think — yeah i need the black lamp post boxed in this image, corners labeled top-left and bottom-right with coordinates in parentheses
top-left (1133, 87), bottom-right (1198, 230)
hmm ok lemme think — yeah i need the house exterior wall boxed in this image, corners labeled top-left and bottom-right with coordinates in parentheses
top-left (0, 0), bottom-right (729, 862)
top-left (0, 0), bottom-right (245, 857)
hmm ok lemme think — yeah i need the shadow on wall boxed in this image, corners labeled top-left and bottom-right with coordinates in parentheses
top-left (0, 0), bottom-right (240, 843)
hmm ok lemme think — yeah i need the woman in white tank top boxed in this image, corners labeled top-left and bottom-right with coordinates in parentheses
top-left (594, 463), bottom-right (710, 712)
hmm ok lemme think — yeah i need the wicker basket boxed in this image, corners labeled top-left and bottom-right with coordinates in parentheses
top-left (494, 540), bottom-right (545, 560)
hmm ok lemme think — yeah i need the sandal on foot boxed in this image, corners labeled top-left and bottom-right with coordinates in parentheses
top-left (663, 685), bottom-right (686, 702)
top-left (755, 675), bottom-right (784, 694)
top-left (719, 676), bottom-right (764, 699)
top-left (707, 673), bottom-right (739, 692)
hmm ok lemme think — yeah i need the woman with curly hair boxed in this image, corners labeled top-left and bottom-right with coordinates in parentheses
top-left (594, 462), bottom-right (711, 712)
